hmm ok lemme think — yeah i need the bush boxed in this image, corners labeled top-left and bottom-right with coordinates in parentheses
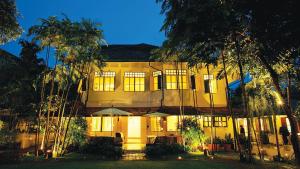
top-left (145, 143), bottom-right (185, 158)
top-left (79, 137), bottom-right (123, 159)
top-left (181, 118), bottom-right (207, 151)
top-left (67, 117), bottom-right (88, 147)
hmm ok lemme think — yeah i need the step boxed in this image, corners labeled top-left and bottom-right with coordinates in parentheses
top-left (122, 152), bottom-right (146, 160)
top-left (124, 143), bottom-right (145, 150)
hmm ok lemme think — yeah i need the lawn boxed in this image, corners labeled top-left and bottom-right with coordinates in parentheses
top-left (0, 155), bottom-right (297, 169)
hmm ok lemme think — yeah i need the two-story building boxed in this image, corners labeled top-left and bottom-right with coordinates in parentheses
top-left (79, 43), bottom-right (240, 150)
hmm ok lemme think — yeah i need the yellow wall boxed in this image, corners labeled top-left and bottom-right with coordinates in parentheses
top-left (82, 62), bottom-right (231, 109)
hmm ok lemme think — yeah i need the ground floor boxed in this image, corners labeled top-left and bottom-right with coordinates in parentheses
top-left (85, 113), bottom-right (299, 152)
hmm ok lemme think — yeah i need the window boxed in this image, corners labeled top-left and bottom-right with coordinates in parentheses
top-left (203, 116), bottom-right (212, 127)
top-left (166, 69), bottom-right (187, 89)
top-left (153, 71), bottom-right (162, 90)
top-left (167, 116), bottom-right (179, 131)
top-left (102, 117), bottom-right (113, 131)
top-left (203, 116), bottom-right (227, 127)
top-left (91, 117), bottom-right (113, 132)
top-left (93, 72), bottom-right (115, 91)
top-left (124, 72), bottom-right (145, 91)
top-left (150, 117), bottom-right (162, 131)
top-left (204, 75), bottom-right (217, 93)
top-left (213, 116), bottom-right (227, 127)
top-left (91, 117), bottom-right (101, 131)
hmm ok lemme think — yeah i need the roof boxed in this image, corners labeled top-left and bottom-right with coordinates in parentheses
top-left (101, 43), bottom-right (159, 62)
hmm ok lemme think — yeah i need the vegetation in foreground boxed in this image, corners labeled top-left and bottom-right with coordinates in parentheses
top-left (0, 153), bottom-right (297, 169)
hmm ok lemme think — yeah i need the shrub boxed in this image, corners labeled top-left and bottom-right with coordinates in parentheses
top-left (79, 137), bottom-right (123, 159)
top-left (67, 117), bottom-right (88, 147)
top-left (181, 118), bottom-right (207, 151)
top-left (145, 143), bottom-right (185, 158)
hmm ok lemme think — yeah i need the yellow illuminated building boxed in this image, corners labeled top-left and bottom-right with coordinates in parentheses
top-left (79, 44), bottom-right (299, 151)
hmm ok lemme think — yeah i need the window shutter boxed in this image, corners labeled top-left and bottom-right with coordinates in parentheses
top-left (158, 75), bottom-right (162, 90)
top-left (82, 78), bottom-right (87, 91)
top-left (191, 75), bottom-right (196, 90)
top-left (204, 79), bottom-right (210, 93)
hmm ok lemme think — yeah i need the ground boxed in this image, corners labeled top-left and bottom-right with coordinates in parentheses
top-left (0, 153), bottom-right (297, 169)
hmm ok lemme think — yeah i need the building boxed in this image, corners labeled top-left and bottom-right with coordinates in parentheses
top-left (78, 43), bottom-right (298, 157)
top-left (79, 43), bottom-right (238, 150)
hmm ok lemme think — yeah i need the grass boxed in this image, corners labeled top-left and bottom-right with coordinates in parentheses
top-left (0, 153), bottom-right (297, 169)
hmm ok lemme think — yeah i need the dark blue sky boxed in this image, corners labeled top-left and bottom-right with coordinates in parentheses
top-left (1, 0), bottom-right (166, 57)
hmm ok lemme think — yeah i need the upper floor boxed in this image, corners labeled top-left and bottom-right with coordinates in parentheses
top-left (80, 44), bottom-right (235, 110)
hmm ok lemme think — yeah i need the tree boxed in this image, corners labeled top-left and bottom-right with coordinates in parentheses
top-left (28, 16), bottom-right (106, 157)
top-left (242, 0), bottom-right (300, 164)
top-left (157, 0), bottom-right (253, 160)
top-left (0, 0), bottom-right (22, 44)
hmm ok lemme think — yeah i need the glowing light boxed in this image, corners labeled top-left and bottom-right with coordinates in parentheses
top-left (274, 92), bottom-right (283, 105)
top-left (177, 156), bottom-right (183, 160)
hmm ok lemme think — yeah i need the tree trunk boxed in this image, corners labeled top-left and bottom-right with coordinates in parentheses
top-left (235, 39), bottom-right (252, 162)
top-left (206, 64), bottom-right (215, 155)
top-left (221, 51), bottom-right (241, 154)
top-left (272, 112), bottom-right (281, 159)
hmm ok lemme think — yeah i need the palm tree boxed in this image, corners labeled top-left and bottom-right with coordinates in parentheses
top-left (28, 16), bottom-right (106, 158)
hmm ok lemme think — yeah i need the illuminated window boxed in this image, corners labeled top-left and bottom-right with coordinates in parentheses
top-left (203, 116), bottom-right (227, 127)
top-left (93, 72), bottom-right (115, 91)
top-left (91, 117), bottom-right (101, 131)
top-left (166, 69), bottom-right (187, 89)
top-left (204, 75), bottom-right (217, 93)
top-left (91, 117), bottom-right (113, 131)
top-left (153, 71), bottom-right (162, 91)
top-left (203, 116), bottom-right (212, 127)
top-left (213, 116), bottom-right (227, 127)
top-left (150, 117), bottom-right (162, 131)
top-left (124, 72), bottom-right (145, 91)
top-left (167, 116), bottom-right (179, 131)
top-left (102, 117), bottom-right (113, 131)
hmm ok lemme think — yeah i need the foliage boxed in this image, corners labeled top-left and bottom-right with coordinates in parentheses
top-left (79, 137), bottom-right (122, 159)
top-left (0, 121), bottom-right (17, 147)
top-left (0, 0), bottom-right (22, 44)
top-left (224, 134), bottom-right (233, 144)
top-left (181, 118), bottom-right (206, 152)
top-left (205, 137), bottom-right (222, 145)
top-left (27, 15), bottom-right (106, 157)
top-left (0, 41), bottom-right (44, 119)
top-left (145, 143), bottom-right (185, 158)
top-left (66, 117), bottom-right (87, 147)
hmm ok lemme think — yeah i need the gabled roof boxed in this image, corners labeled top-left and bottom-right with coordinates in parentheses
top-left (101, 43), bottom-right (159, 62)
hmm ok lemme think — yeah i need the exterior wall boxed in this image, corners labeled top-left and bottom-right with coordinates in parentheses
top-left (82, 62), bottom-right (233, 109)
top-left (86, 115), bottom-right (235, 150)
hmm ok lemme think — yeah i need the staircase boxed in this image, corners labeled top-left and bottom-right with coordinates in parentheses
top-left (122, 150), bottom-right (146, 160)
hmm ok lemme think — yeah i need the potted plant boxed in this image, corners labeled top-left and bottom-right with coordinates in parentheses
top-left (223, 134), bottom-right (233, 152)
top-left (205, 137), bottom-right (222, 152)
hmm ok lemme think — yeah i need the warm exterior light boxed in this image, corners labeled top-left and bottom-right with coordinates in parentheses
top-left (274, 92), bottom-right (283, 105)
top-left (177, 156), bottom-right (183, 160)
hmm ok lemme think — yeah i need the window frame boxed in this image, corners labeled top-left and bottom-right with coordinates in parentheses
top-left (204, 74), bottom-right (217, 94)
top-left (124, 72), bottom-right (145, 92)
top-left (213, 116), bottom-right (228, 127)
top-left (150, 117), bottom-right (163, 132)
top-left (91, 117), bottom-right (114, 132)
top-left (203, 116), bottom-right (212, 127)
top-left (167, 116), bottom-right (179, 131)
top-left (93, 71), bottom-right (116, 92)
top-left (165, 69), bottom-right (188, 90)
top-left (153, 71), bottom-right (162, 91)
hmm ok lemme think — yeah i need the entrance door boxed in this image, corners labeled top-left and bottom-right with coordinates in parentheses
top-left (128, 116), bottom-right (141, 138)
top-left (126, 116), bottom-right (142, 150)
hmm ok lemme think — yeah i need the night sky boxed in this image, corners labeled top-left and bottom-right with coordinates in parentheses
top-left (1, 0), bottom-right (166, 60)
